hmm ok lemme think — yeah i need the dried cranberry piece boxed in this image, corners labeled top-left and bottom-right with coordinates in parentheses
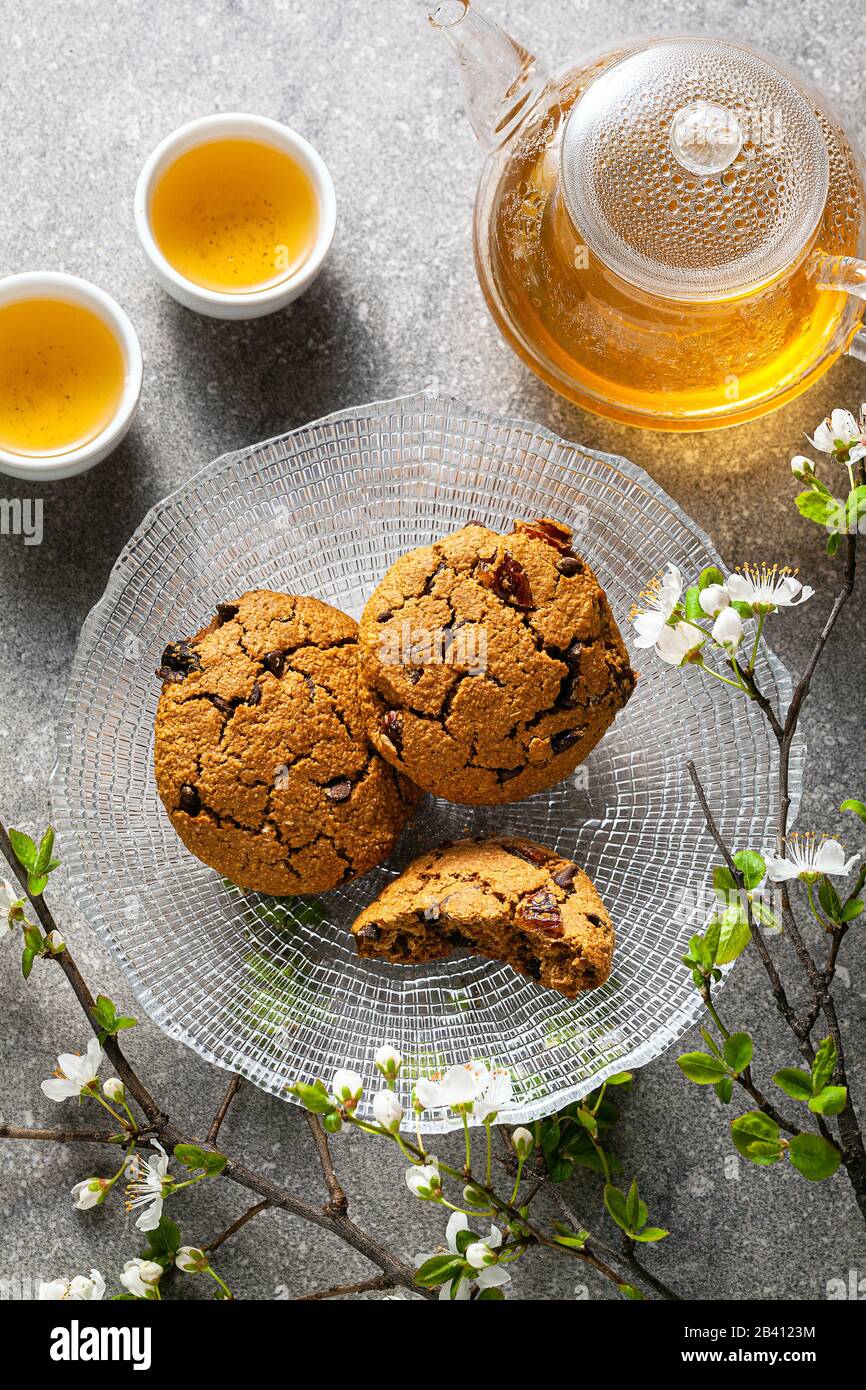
top-left (517, 889), bottom-right (563, 937)
top-left (324, 778), bottom-right (352, 804)
top-left (552, 864), bottom-right (578, 890)
top-left (479, 552), bottom-right (534, 609)
top-left (216, 602), bottom-right (239, 624)
top-left (504, 842), bottom-right (551, 867)
top-left (551, 728), bottom-right (580, 755)
top-left (261, 650), bottom-right (286, 677)
top-left (248, 682), bottom-right (262, 706)
top-left (178, 784), bottom-right (201, 816)
top-left (513, 518), bottom-right (573, 555)
top-left (159, 641), bottom-right (202, 679)
top-left (210, 695), bottom-right (234, 714)
top-left (381, 710), bottom-right (404, 753)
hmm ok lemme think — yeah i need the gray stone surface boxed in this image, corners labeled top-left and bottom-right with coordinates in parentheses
top-left (1, 0), bottom-right (864, 1302)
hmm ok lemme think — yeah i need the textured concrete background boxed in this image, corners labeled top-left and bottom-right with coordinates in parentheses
top-left (1, 0), bottom-right (864, 1301)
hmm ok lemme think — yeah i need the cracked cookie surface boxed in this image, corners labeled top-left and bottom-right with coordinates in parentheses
top-left (154, 589), bottom-right (420, 895)
top-left (358, 519), bottom-right (636, 805)
top-left (352, 836), bottom-right (613, 997)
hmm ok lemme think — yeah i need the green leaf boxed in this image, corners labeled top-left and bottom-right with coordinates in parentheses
top-left (553, 1230), bottom-right (589, 1249)
top-left (606, 1072), bottom-right (633, 1086)
top-left (454, 1229), bottom-right (480, 1255)
top-left (633, 1227), bottom-right (670, 1243)
top-left (33, 827), bottom-right (55, 877)
top-left (414, 1254), bottom-right (465, 1288)
top-left (818, 876), bottom-right (844, 924)
top-left (723, 1033), bottom-right (753, 1074)
top-left (698, 565), bottom-right (725, 591)
top-left (577, 1108), bottom-right (598, 1137)
top-left (795, 488), bottom-right (842, 526)
top-left (841, 798), bottom-right (866, 825)
top-left (808, 1086), bottom-right (847, 1117)
top-left (733, 851), bottom-right (766, 891)
top-left (712, 865), bottom-right (736, 902)
top-left (845, 484), bottom-right (866, 528)
top-left (603, 1184), bottom-right (630, 1232)
top-left (714, 1076), bottom-right (734, 1104)
top-left (841, 898), bottom-right (864, 922)
top-left (288, 1082), bottom-right (336, 1115)
top-left (619, 1284), bottom-right (645, 1300)
top-left (788, 1133), bottom-right (841, 1181)
top-left (7, 828), bottom-right (37, 870)
top-left (625, 1178), bottom-right (642, 1232)
top-left (21, 947), bottom-right (36, 979)
top-left (826, 531), bottom-right (841, 557)
top-left (540, 1119), bottom-right (561, 1153)
top-left (752, 898), bottom-right (782, 933)
top-left (684, 586), bottom-right (704, 621)
top-left (548, 1158), bottom-right (575, 1184)
top-left (731, 600), bottom-right (754, 620)
top-left (677, 1051), bottom-right (728, 1084)
top-left (144, 1214), bottom-right (181, 1259)
top-left (27, 874), bottom-right (48, 897)
top-left (715, 907), bottom-right (752, 965)
top-left (173, 1143), bottom-right (228, 1176)
top-left (730, 1111), bottom-right (783, 1165)
top-left (773, 1068), bottom-right (813, 1101)
top-left (476, 1287), bottom-right (505, 1300)
top-left (812, 1038), bottom-right (837, 1094)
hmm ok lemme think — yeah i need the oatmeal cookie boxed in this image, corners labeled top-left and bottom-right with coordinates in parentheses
top-left (358, 518), bottom-right (636, 804)
top-left (154, 589), bottom-right (420, 895)
top-left (352, 836), bottom-right (613, 997)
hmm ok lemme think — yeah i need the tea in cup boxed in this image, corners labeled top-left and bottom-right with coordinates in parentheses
top-left (135, 114), bottom-right (336, 319)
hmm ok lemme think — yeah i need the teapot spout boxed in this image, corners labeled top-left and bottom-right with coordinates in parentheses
top-left (420, 2), bottom-right (548, 151)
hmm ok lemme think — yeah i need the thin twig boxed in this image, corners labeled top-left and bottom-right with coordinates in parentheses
top-left (295, 1274), bottom-right (394, 1301)
top-left (207, 1076), bottom-right (243, 1145)
top-left (205, 1199), bottom-right (271, 1253)
top-left (304, 1111), bottom-right (347, 1214)
top-left (0, 1124), bottom-right (126, 1144)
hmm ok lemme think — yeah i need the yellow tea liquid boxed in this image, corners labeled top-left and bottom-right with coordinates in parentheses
top-left (150, 138), bottom-right (319, 293)
top-left (0, 298), bottom-right (125, 456)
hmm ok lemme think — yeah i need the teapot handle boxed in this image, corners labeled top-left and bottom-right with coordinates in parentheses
top-left (812, 252), bottom-right (866, 361)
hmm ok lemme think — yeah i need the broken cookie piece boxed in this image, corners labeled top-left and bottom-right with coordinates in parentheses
top-left (358, 517), bottom-right (636, 805)
top-left (351, 835), bottom-right (613, 998)
top-left (154, 589), bottom-right (420, 895)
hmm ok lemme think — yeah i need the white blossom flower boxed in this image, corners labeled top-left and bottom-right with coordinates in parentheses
top-left (405, 1161), bottom-right (442, 1200)
top-left (176, 1246), bottom-right (209, 1274)
top-left (630, 565), bottom-right (682, 649)
top-left (655, 622), bottom-right (705, 667)
top-left (119, 1258), bottom-right (163, 1298)
top-left (331, 1068), bottom-right (364, 1107)
top-left (71, 1177), bottom-right (110, 1210)
top-left (103, 1077), bottom-right (125, 1102)
top-left (45, 930), bottom-right (64, 952)
top-left (476, 1068), bottom-right (513, 1123)
top-left (726, 564), bottom-right (814, 612)
top-left (125, 1140), bottom-right (170, 1232)
top-left (38, 1269), bottom-right (105, 1301)
top-left (374, 1044), bottom-right (402, 1081)
top-left (372, 1088), bottom-right (404, 1132)
top-left (512, 1127), bottom-right (534, 1158)
top-left (414, 1060), bottom-right (490, 1112)
top-left (465, 1224), bottom-right (504, 1270)
top-left (699, 583), bottom-right (730, 618)
top-left (808, 408), bottom-right (866, 462)
top-left (1, 877), bottom-right (23, 935)
top-left (41, 1038), bottom-right (103, 1103)
top-left (712, 606), bottom-right (744, 653)
top-left (766, 833), bottom-right (860, 884)
top-left (416, 1212), bottom-right (511, 1300)
top-left (790, 454), bottom-right (815, 480)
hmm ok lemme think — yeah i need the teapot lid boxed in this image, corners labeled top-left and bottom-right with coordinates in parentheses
top-left (560, 37), bottom-right (829, 300)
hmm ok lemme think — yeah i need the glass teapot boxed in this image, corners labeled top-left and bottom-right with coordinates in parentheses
top-left (419, 2), bottom-right (866, 431)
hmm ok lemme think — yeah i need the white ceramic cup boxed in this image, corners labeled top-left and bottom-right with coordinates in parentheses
top-left (134, 113), bottom-right (337, 320)
top-left (0, 271), bottom-right (143, 483)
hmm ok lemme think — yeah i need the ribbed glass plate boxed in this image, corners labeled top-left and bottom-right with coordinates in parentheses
top-left (50, 392), bottom-right (803, 1132)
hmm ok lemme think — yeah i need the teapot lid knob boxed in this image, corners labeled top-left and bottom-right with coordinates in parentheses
top-left (560, 37), bottom-right (830, 301)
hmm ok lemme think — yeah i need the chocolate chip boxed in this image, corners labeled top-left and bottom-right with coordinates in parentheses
top-left (216, 602), bottom-right (239, 624)
top-left (556, 555), bottom-right (584, 577)
top-left (498, 766), bottom-right (524, 783)
top-left (304, 674), bottom-right (316, 699)
top-left (248, 682), bottom-right (262, 706)
top-left (556, 673), bottom-right (580, 710)
top-left (525, 957), bottom-right (542, 981)
top-left (381, 709), bottom-right (404, 752)
top-left (160, 641), bottom-right (202, 679)
top-left (178, 784), bottom-right (201, 816)
top-left (261, 650), bottom-right (286, 677)
top-left (210, 695), bottom-right (234, 714)
top-left (517, 888), bottom-right (563, 937)
top-left (551, 728), bottom-right (580, 755)
top-left (376, 610), bottom-right (394, 623)
top-left (156, 666), bottom-right (186, 684)
top-left (359, 923), bottom-right (381, 942)
top-left (552, 864), bottom-right (578, 890)
top-left (325, 778), bottom-right (352, 803)
top-left (586, 913), bottom-right (606, 930)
